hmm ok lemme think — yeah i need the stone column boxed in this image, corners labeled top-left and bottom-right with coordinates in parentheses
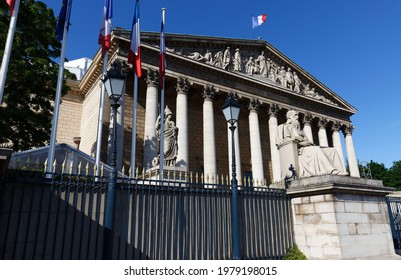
top-left (248, 98), bottom-right (264, 185)
top-left (302, 113), bottom-right (314, 144)
top-left (268, 104), bottom-right (281, 182)
top-left (143, 70), bottom-right (159, 170)
top-left (116, 94), bottom-right (124, 171)
top-left (318, 117), bottom-right (329, 147)
top-left (175, 77), bottom-right (190, 170)
top-left (344, 124), bottom-right (360, 178)
top-left (332, 121), bottom-right (346, 171)
top-left (202, 85), bottom-right (217, 183)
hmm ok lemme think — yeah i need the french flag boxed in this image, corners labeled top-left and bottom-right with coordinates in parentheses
top-left (6, 0), bottom-right (15, 15)
top-left (128, 0), bottom-right (142, 78)
top-left (159, 9), bottom-right (166, 89)
top-left (98, 0), bottom-right (113, 57)
top-left (252, 14), bottom-right (267, 29)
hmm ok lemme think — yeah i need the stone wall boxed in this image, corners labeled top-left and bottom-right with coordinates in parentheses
top-left (288, 175), bottom-right (398, 259)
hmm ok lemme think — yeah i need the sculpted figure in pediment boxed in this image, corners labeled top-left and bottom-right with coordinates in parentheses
top-left (222, 47), bottom-right (231, 70)
top-left (233, 48), bottom-right (242, 72)
top-left (255, 51), bottom-right (268, 77)
top-left (204, 50), bottom-right (213, 64)
top-left (245, 57), bottom-right (256, 75)
top-left (213, 51), bottom-right (223, 68)
top-left (293, 72), bottom-right (301, 93)
top-left (285, 67), bottom-right (294, 90)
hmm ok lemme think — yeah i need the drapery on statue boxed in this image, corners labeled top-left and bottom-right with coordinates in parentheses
top-left (154, 106), bottom-right (179, 167)
top-left (276, 110), bottom-right (348, 178)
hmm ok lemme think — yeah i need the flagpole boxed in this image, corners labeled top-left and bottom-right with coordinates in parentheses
top-left (0, 0), bottom-right (21, 104)
top-left (46, 0), bottom-right (72, 176)
top-left (95, 52), bottom-right (108, 176)
top-left (158, 8), bottom-right (166, 182)
top-left (130, 73), bottom-right (138, 174)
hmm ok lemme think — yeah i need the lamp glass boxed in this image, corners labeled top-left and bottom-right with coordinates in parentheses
top-left (221, 96), bottom-right (241, 124)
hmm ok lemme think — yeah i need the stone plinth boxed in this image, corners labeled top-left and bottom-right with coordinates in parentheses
top-left (144, 166), bottom-right (189, 181)
top-left (277, 140), bottom-right (299, 179)
top-left (287, 175), bottom-right (400, 260)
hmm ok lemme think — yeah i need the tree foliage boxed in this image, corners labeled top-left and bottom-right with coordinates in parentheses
top-left (363, 160), bottom-right (401, 190)
top-left (0, 0), bottom-right (74, 151)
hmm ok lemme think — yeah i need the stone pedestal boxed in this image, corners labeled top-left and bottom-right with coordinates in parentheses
top-left (287, 175), bottom-right (400, 260)
top-left (277, 140), bottom-right (299, 180)
top-left (144, 166), bottom-right (189, 181)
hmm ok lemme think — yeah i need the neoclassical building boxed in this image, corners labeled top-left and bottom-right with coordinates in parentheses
top-left (57, 28), bottom-right (360, 184)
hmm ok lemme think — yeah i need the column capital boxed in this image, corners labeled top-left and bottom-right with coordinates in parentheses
top-left (331, 121), bottom-right (342, 132)
top-left (302, 113), bottom-right (314, 125)
top-left (202, 85), bottom-right (218, 101)
top-left (176, 77), bottom-right (191, 95)
top-left (267, 103), bottom-right (279, 117)
top-left (318, 117), bottom-right (328, 128)
top-left (248, 98), bottom-right (262, 112)
top-left (145, 69), bottom-right (159, 87)
top-left (343, 124), bottom-right (354, 136)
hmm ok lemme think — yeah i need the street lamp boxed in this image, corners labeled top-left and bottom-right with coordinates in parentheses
top-left (221, 93), bottom-right (241, 260)
top-left (102, 59), bottom-right (127, 259)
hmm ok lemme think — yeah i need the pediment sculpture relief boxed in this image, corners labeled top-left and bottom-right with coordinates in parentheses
top-left (185, 48), bottom-right (338, 106)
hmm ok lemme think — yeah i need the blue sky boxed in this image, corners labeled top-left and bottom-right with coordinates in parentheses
top-left (41, 0), bottom-right (401, 168)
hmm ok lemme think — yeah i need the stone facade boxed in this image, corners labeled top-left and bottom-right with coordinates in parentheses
top-left (58, 29), bottom-right (359, 184)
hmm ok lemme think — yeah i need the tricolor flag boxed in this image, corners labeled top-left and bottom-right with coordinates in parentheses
top-left (98, 0), bottom-right (113, 57)
top-left (6, 0), bottom-right (15, 15)
top-left (159, 9), bottom-right (166, 89)
top-left (55, 0), bottom-right (73, 42)
top-left (128, 0), bottom-right (142, 78)
top-left (252, 14), bottom-right (267, 29)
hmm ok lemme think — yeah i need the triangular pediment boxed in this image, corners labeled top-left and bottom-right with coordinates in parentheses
top-left (101, 28), bottom-right (356, 114)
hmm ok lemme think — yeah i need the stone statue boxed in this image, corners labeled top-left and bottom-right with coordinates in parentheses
top-left (154, 106), bottom-right (179, 167)
top-left (233, 48), bottom-right (242, 72)
top-left (213, 51), bottom-right (223, 68)
top-left (293, 72), bottom-right (301, 93)
top-left (255, 51), bottom-right (268, 77)
top-left (187, 52), bottom-right (203, 61)
top-left (276, 110), bottom-right (347, 178)
top-left (222, 47), bottom-right (231, 70)
top-left (246, 57), bottom-right (256, 75)
top-left (204, 50), bottom-right (213, 64)
top-left (278, 66), bottom-right (286, 85)
top-left (285, 67), bottom-right (294, 90)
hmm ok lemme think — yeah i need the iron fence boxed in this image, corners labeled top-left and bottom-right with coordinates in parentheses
top-left (0, 169), bottom-right (293, 260)
top-left (386, 195), bottom-right (401, 252)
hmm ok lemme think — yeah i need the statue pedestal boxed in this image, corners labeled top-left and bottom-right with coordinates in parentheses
top-left (287, 175), bottom-right (400, 259)
top-left (277, 140), bottom-right (299, 180)
top-left (144, 166), bottom-right (189, 181)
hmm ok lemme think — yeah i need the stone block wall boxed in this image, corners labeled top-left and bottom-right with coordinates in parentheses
top-left (57, 97), bottom-right (83, 148)
top-left (288, 175), bottom-right (398, 260)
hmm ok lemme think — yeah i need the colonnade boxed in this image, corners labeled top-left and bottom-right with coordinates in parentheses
top-left (140, 71), bottom-right (360, 184)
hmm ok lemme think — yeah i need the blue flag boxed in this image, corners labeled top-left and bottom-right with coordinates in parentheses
top-left (55, 0), bottom-right (73, 42)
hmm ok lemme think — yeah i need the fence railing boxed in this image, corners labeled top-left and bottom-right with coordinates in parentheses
top-left (386, 195), bottom-right (401, 252)
top-left (0, 169), bottom-right (294, 260)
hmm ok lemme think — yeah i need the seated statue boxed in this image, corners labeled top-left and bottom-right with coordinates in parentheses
top-left (276, 110), bottom-right (348, 178)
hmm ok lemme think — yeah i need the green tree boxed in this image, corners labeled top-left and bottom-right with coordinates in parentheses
top-left (387, 160), bottom-right (401, 190)
top-left (367, 160), bottom-right (388, 181)
top-left (0, 0), bottom-right (74, 151)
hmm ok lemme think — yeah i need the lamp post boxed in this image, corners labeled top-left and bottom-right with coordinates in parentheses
top-left (221, 93), bottom-right (241, 260)
top-left (102, 59), bottom-right (127, 259)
